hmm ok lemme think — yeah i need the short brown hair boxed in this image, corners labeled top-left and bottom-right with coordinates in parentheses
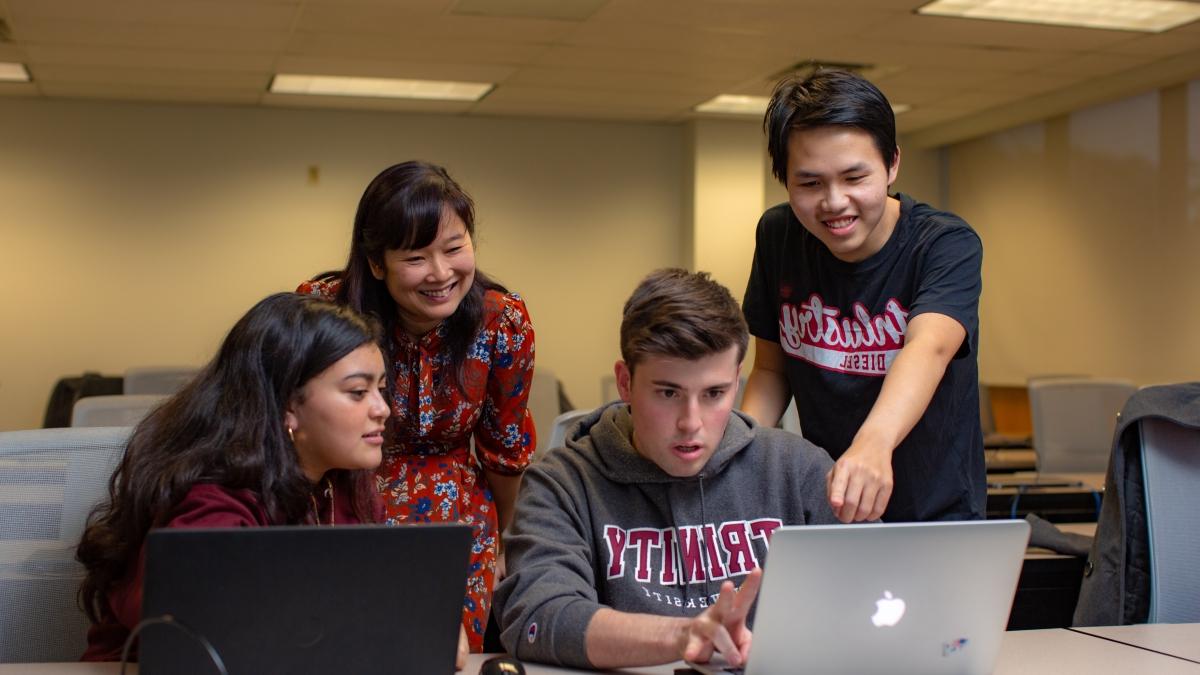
top-left (620, 268), bottom-right (749, 372)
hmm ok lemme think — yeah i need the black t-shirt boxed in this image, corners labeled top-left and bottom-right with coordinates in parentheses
top-left (743, 193), bottom-right (985, 521)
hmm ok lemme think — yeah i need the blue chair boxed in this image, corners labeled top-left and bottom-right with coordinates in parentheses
top-left (1073, 383), bottom-right (1200, 626)
top-left (1141, 416), bottom-right (1200, 622)
top-left (0, 427), bottom-right (130, 662)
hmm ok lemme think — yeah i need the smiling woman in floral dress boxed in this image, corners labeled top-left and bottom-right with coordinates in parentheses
top-left (299, 161), bottom-right (536, 652)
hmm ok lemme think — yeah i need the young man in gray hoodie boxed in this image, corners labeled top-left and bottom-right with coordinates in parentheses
top-left (494, 268), bottom-right (839, 670)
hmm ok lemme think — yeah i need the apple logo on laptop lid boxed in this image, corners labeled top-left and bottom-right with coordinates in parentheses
top-left (871, 591), bottom-right (906, 627)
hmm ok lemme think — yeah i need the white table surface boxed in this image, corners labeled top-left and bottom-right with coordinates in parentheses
top-left (1071, 623), bottom-right (1200, 663)
top-left (3, 627), bottom-right (1197, 674)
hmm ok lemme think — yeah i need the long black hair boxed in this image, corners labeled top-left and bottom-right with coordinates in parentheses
top-left (336, 161), bottom-right (506, 391)
top-left (76, 292), bottom-right (383, 623)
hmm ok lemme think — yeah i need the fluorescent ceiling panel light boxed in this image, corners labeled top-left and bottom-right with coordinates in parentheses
top-left (694, 94), bottom-right (770, 115)
top-left (695, 94), bottom-right (911, 116)
top-left (0, 62), bottom-right (31, 82)
top-left (270, 74), bottom-right (493, 101)
top-left (918, 0), bottom-right (1200, 33)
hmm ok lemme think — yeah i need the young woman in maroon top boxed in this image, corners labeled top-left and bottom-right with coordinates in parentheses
top-left (72, 293), bottom-right (460, 663)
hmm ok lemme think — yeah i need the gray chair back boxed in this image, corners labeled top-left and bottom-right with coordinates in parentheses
top-left (1141, 417), bottom-right (1200, 622)
top-left (123, 365), bottom-right (197, 395)
top-left (0, 426), bottom-right (130, 662)
top-left (543, 409), bottom-right (593, 460)
top-left (1029, 378), bottom-right (1135, 473)
top-left (529, 368), bottom-right (568, 459)
top-left (70, 394), bottom-right (167, 427)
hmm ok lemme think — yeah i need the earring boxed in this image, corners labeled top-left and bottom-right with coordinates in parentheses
top-left (287, 426), bottom-right (295, 444)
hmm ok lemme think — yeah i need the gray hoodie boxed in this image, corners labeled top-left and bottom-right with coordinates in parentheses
top-left (494, 401), bottom-right (838, 668)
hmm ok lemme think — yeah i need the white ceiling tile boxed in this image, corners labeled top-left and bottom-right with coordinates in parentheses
top-left (1105, 33), bottom-right (1200, 57)
top-left (274, 55), bottom-right (517, 83)
top-left (26, 44), bottom-right (277, 71)
top-left (478, 82), bottom-right (701, 110)
top-left (0, 82), bottom-right (40, 96)
top-left (36, 80), bottom-right (264, 104)
top-left (30, 64), bottom-right (268, 89)
top-left (0, 0), bottom-right (1194, 139)
top-left (858, 13), bottom-right (1138, 51)
top-left (0, 44), bottom-right (28, 60)
top-left (285, 31), bottom-right (548, 64)
top-left (503, 66), bottom-right (737, 95)
top-left (1039, 53), bottom-right (1157, 78)
top-left (14, 19), bottom-right (290, 52)
top-left (297, 3), bottom-right (575, 41)
top-left (263, 90), bottom-right (476, 114)
top-left (471, 97), bottom-right (681, 122)
top-left (5, 0), bottom-right (299, 31)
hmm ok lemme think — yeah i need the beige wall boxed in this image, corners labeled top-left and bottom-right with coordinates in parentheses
top-left (947, 80), bottom-right (1200, 386)
top-left (0, 98), bottom-right (685, 430)
top-left (5, 77), bottom-right (1198, 430)
top-left (685, 119), bottom-right (765, 306)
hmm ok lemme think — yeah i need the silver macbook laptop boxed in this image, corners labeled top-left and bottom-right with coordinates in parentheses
top-left (692, 519), bottom-right (1030, 675)
top-left (139, 523), bottom-right (471, 675)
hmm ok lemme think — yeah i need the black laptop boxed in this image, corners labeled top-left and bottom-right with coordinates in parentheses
top-left (140, 523), bottom-right (471, 675)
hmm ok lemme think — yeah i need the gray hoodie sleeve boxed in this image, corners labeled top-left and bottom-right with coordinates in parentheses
top-left (493, 458), bottom-right (601, 668)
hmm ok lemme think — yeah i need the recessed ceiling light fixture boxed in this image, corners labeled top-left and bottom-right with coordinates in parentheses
top-left (0, 62), bottom-right (31, 82)
top-left (269, 74), bottom-right (493, 101)
top-left (694, 94), bottom-right (771, 115)
top-left (917, 0), bottom-right (1200, 33)
top-left (694, 94), bottom-right (911, 116)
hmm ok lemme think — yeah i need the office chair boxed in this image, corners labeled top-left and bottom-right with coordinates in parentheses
top-left (1029, 378), bottom-right (1135, 473)
top-left (599, 375), bottom-right (618, 406)
top-left (1141, 417), bottom-right (1200, 622)
top-left (545, 409), bottom-right (593, 457)
top-left (123, 365), bottom-right (197, 395)
top-left (529, 368), bottom-right (572, 460)
top-left (0, 426), bottom-right (130, 662)
top-left (70, 394), bottom-right (167, 427)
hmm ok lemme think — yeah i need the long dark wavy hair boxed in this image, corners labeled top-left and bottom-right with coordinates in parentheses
top-left (76, 292), bottom-right (383, 623)
top-left (334, 161), bottom-right (507, 391)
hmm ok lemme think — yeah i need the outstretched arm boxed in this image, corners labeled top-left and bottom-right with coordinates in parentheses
top-left (827, 312), bottom-right (966, 522)
top-left (585, 569), bottom-right (764, 669)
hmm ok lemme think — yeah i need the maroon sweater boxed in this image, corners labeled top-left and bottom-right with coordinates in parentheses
top-left (81, 482), bottom-right (371, 661)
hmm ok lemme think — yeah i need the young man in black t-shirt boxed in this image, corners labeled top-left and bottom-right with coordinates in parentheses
top-left (741, 70), bottom-right (985, 523)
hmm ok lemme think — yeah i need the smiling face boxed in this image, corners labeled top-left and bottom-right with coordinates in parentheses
top-left (614, 346), bottom-right (741, 478)
top-left (284, 343), bottom-right (390, 482)
top-left (786, 126), bottom-right (901, 263)
top-left (370, 208), bottom-right (476, 338)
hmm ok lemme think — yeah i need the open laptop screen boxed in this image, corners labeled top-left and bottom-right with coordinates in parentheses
top-left (140, 523), bottom-right (471, 675)
top-left (694, 520), bottom-right (1030, 675)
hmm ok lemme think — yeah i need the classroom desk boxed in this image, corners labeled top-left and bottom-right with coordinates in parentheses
top-left (4, 628), bottom-right (1199, 674)
top-left (984, 448), bottom-right (1036, 473)
top-left (1072, 623), bottom-right (1200, 664)
top-left (986, 472), bottom-right (1105, 522)
top-left (1008, 521), bottom-right (1097, 631)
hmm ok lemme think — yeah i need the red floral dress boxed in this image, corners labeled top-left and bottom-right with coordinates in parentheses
top-left (298, 280), bottom-right (536, 651)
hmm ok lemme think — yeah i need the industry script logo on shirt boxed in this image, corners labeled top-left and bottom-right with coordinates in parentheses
top-left (779, 293), bottom-right (910, 376)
